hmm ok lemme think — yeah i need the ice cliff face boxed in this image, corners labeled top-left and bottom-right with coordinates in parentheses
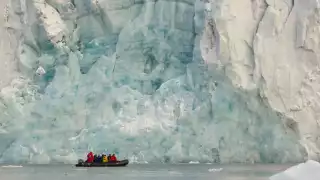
top-left (205, 0), bottom-right (320, 160)
top-left (0, 0), bottom-right (318, 164)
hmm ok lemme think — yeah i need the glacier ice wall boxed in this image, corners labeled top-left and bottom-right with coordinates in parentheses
top-left (203, 0), bottom-right (320, 160)
top-left (0, 0), bottom-right (316, 164)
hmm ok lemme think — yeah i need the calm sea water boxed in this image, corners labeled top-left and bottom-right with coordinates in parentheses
top-left (0, 163), bottom-right (291, 180)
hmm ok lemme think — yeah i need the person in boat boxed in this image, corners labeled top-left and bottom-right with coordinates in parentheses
top-left (110, 154), bottom-right (117, 162)
top-left (86, 152), bottom-right (94, 163)
top-left (99, 154), bottom-right (103, 162)
top-left (107, 154), bottom-right (112, 162)
top-left (113, 154), bottom-right (118, 162)
top-left (93, 154), bottom-right (98, 162)
top-left (102, 154), bottom-right (108, 163)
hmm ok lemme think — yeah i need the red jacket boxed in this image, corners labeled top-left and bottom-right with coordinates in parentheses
top-left (110, 155), bottom-right (117, 162)
top-left (87, 152), bottom-right (94, 163)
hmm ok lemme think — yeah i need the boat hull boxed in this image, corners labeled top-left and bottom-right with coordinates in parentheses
top-left (75, 159), bottom-right (129, 167)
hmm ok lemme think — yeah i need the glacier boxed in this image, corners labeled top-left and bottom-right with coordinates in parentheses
top-left (0, 0), bottom-right (319, 164)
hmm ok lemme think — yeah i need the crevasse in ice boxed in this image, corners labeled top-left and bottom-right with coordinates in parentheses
top-left (0, 0), bottom-right (308, 163)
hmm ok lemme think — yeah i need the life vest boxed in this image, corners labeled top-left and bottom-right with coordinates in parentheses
top-left (102, 155), bottom-right (108, 163)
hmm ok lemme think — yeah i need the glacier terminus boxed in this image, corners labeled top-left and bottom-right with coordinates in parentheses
top-left (0, 0), bottom-right (319, 164)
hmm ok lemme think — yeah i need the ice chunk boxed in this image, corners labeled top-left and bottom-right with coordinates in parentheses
top-left (1, 165), bottom-right (23, 168)
top-left (208, 168), bottom-right (223, 172)
top-left (269, 160), bottom-right (320, 180)
top-left (36, 66), bottom-right (46, 76)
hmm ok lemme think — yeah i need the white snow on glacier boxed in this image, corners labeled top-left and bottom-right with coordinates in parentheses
top-left (0, 0), bottom-right (319, 164)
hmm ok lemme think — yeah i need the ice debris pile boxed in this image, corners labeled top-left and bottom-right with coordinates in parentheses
top-left (270, 160), bottom-right (320, 180)
top-left (0, 0), bottom-right (318, 164)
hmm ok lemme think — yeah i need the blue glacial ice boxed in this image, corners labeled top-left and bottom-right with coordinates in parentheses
top-left (0, 0), bottom-right (307, 164)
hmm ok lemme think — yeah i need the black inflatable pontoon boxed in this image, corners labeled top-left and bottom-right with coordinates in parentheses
top-left (75, 159), bottom-right (129, 167)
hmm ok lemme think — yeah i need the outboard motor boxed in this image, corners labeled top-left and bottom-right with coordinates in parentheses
top-left (78, 159), bottom-right (84, 164)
